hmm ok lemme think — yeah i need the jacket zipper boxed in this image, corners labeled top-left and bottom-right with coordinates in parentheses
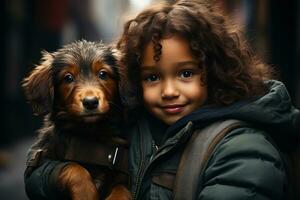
top-left (132, 140), bottom-right (158, 200)
top-left (132, 159), bottom-right (145, 200)
top-left (132, 125), bottom-right (146, 200)
top-left (132, 141), bottom-right (179, 200)
top-left (132, 121), bottom-right (194, 199)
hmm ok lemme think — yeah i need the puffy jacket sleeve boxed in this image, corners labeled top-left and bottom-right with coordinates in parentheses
top-left (24, 159), bottom-right (70, 200)
top-left (198, 127), bottom-right (287, 200)
top-left (24, 139), bottom-right (72, 199)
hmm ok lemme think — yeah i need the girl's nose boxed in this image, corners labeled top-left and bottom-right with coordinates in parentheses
top-left (161, 80), bottom-right (179, 99)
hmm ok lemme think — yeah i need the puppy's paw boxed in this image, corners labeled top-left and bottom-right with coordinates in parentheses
top-left (105, 185), bottom-right (132, 200)
top-left (58, 163), bottom-right (99, 200)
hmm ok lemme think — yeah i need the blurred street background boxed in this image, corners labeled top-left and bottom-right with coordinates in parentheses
top-left (1, 0), bottom-right (300, 199)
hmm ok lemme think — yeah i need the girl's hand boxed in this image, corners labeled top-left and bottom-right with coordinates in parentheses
top-left (57, 163), bottom-right (99, 200)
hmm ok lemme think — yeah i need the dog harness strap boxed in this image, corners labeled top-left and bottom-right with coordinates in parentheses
top-left (64, 137), bottom-right (129, 173)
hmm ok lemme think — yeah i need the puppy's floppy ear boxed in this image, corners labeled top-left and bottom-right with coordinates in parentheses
top-left (22, 51), bottom-right (54, 115)
top-left (117, 52), bottom-right (141, 109)
top-left (109, 46), bottom-right (125, 103)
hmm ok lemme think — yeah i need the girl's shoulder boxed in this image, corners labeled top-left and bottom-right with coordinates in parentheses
top-left (190, 120), bottom-right (283, 168)
top-left (176, 120), bottom-right (287, 199)
top-left (205, 127), bottom-right (287, 199)
top-left (199, 125), bottom-right (287, 199)
top-left (213, 126), bottom-right (282, 161)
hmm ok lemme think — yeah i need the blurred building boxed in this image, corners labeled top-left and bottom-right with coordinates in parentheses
top-left (217, 0), bottom-right (300, 106)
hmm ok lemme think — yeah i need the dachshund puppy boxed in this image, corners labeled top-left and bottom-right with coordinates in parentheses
top-left (22, 40), bottom-right (131, 200)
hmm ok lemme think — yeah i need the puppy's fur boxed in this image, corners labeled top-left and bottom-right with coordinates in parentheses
top-left (22, 40), bottom-right (131, 199)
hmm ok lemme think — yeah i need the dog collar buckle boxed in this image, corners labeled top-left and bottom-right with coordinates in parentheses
top-left (108, 147), bottom-right (119, 166)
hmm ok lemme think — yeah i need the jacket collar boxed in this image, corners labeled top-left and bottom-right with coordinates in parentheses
top-left (165, 99), bottom-right (255, 139)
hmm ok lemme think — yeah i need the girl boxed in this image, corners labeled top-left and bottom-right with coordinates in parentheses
top-left (24, 0), bottom-right (299, 199)
top-left (117, 0), bottom-right (299, 199)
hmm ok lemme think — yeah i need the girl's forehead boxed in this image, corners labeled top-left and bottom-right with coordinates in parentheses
top-left (141, 35), bottom-right (196, 66)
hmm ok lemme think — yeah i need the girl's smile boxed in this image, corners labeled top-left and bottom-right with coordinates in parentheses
top-left (141, 35), bottom-right (208, 125)
top-left (160, 104), bottom-right (186, 115)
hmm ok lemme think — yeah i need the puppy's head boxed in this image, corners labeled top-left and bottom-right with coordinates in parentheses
top-left (22, 40), bottom-right (121, 123)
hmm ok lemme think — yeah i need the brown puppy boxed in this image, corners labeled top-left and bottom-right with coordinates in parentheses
top-left (22, 40), bottom-right (131, 200)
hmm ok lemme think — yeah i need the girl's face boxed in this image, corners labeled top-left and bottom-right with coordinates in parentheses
top-left (141, 35), bottom-right (207, 125)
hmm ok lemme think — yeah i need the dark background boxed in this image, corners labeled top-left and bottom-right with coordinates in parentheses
top-left (1, 0), bottom-right (299, 199)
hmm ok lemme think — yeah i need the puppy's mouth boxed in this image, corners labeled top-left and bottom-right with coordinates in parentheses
top-left (80, 112), bottom-right (106, 123)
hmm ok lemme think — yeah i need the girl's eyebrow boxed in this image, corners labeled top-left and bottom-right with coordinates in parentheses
top-left (141, 61), bottom-right (198, 70)
top-left (174, 61), bottom-right (199, 67)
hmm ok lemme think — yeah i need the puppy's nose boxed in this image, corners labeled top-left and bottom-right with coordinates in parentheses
top-left (82, 96), bottom-right (99, 110)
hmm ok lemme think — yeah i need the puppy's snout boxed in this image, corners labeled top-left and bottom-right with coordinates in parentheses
top-left (82, 96), bottom-right (99, 110)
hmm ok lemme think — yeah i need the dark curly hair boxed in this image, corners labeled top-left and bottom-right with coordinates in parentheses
top-left (117, 0), bottom-right (273, 108)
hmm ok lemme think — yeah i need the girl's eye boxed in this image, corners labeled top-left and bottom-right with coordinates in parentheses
top-left (98, 70), bottom-right (108, 80)
top-left (144, 74), bottom-right (160, 82)
top-left (64, 73), bottom-right (74, 83)
top-left (179, 70), bottom-right (193, 79)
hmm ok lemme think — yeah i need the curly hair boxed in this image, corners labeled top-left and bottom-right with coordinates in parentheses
top-left (117, 0), bottom-right (273, 108)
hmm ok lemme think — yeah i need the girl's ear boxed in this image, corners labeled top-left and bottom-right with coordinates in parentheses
top-left (22, 51), bottom-right (54, 116)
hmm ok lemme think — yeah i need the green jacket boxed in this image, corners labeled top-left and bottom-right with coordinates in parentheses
top-left (128, 80), bottom-right (299, 200)
top-left (24, 80), bottom-right (300, 200)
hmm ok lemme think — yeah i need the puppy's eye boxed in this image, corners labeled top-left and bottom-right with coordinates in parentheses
top-left (98, 70), bottom-right (108, 80)
top-left (64, 73), bottom-right (74, 83)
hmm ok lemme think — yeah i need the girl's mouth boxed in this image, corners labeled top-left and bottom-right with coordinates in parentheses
top-left (161, 104), bottom-right (186, 114)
